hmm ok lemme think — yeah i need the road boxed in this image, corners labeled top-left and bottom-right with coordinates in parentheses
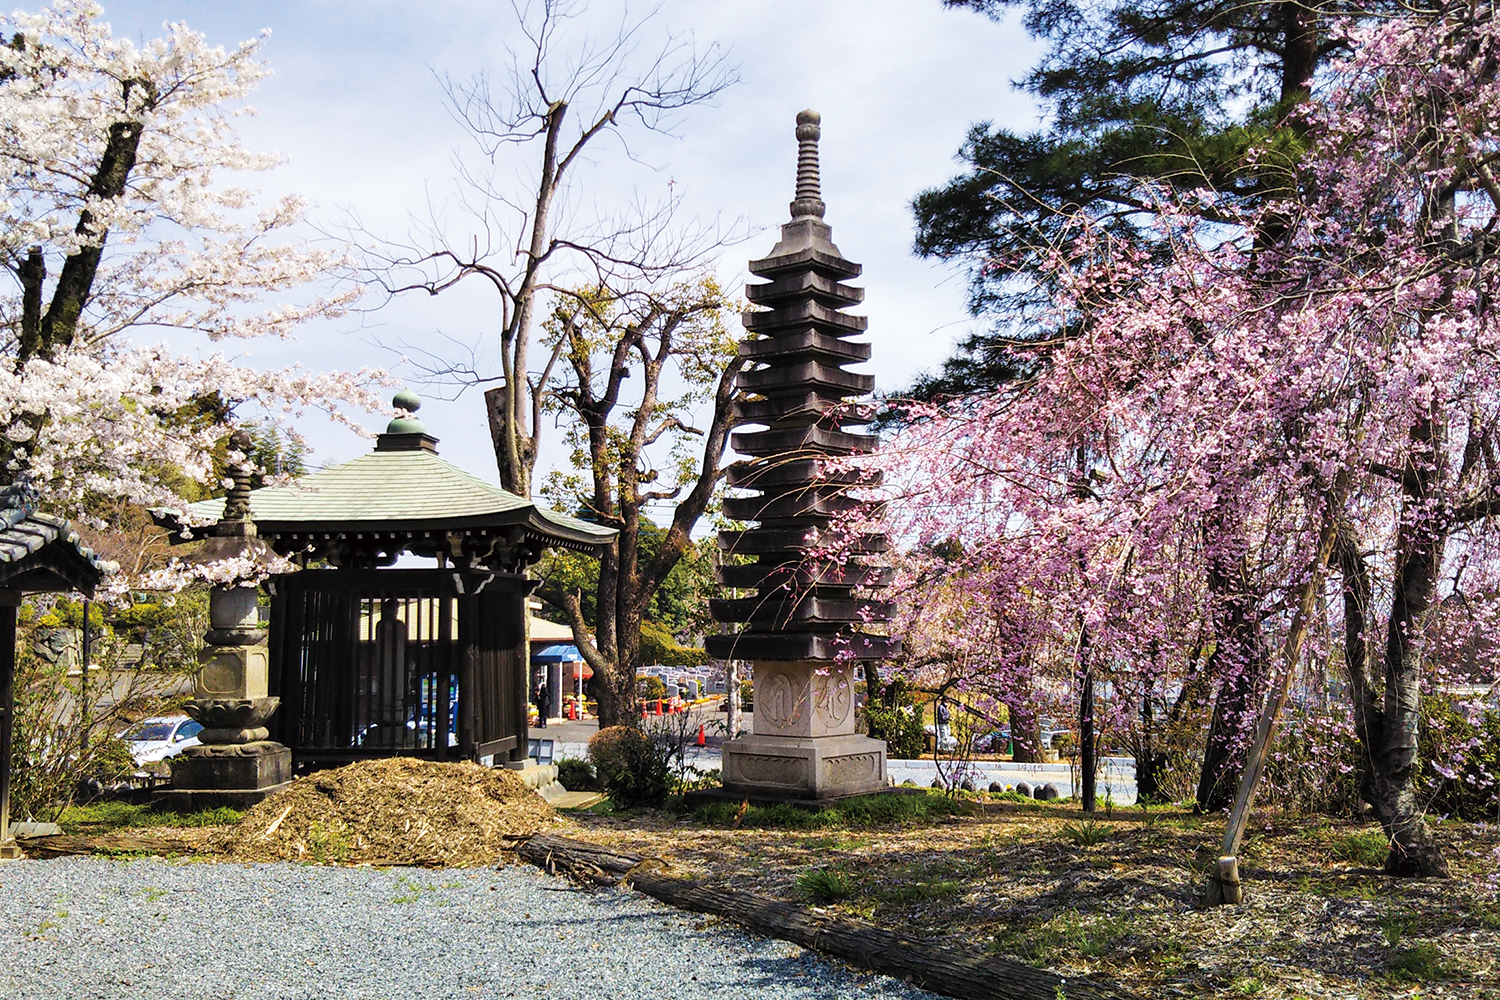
top-left (532, 713), bottom-right (1141, 803)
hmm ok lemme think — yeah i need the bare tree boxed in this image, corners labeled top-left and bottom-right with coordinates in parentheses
top-left (531, 278), bottom-right (743, 727)
top-left (365, 0), bottom-right (737, 497)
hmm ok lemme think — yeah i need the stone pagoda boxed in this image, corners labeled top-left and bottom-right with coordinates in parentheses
top-left (705, 110), bottom-right (899, 802)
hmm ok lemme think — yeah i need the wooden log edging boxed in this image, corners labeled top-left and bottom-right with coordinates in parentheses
top-left (518, 834), bottom-right (1136, 1000)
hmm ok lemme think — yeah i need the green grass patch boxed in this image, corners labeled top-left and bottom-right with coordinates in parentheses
top-left (59, 801), bottom-right (243, 834)
top-left (1061, 817), bottom-right (1113, 847)
top-left (1384, 941), bottom-right (1460, 983)
top-left (794, 867), bottom-right (855, 903)
top-left (799, 833), bottom-right (871, 850)
top-left (1325, 827), bottom-right (1388, 866)
top-left (874, 879), bottom-right (963, 905)
top-left (1468, 899), bottom-right (1500, 929)
top-left (693, 791), bottom-right (973, 830)
top-left (993, 909), bottom-right (1132, 962)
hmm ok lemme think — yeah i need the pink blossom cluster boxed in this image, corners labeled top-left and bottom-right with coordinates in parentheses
top-left (828, 9), bottom-right (1500, 780)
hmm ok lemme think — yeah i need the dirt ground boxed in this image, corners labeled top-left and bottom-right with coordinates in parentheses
top-left (559, 799), bottom-right (1500, 1000)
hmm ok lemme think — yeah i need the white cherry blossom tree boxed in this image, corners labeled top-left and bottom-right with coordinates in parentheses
top-left (0, 1), bottom-right (382, 524)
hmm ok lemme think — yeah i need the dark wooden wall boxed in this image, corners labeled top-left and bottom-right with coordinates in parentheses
top-left (268, 569), bottom-right (528, 769)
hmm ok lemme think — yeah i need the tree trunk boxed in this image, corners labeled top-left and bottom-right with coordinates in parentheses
top-left (1333, 475), bottom-right (1450, 875)
top-left (1196, 551), bottom-right (1269, 812)
top-left (1136, 688), bottom-right (1160, 803)
top-left (1007, 700), bottom-right (1043, 763)
top-left (1371, 450), bottom-right (1450, 877)
top-left (1078, 622), bottom-right (1097, 812)
top-left (590, 668), bottom-right (635, 730)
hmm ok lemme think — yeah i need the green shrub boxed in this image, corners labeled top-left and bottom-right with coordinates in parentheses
top-left (556, 757), bottom-right (596, 792)
top-left (866, 694), bottom-right (924, 760)
top-left (587, 725), bottom-right (672, 808)
top-left (1419, 699), bottom-right (1500, 821)
top-left (636, 675), bottom-right (666, 702)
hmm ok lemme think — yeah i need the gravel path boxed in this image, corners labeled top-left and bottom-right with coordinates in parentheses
top-left (0, 857), bottom-right (944, 1000)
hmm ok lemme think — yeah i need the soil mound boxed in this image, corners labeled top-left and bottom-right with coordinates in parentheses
top-left (219, 758), bottom-right (554, 867)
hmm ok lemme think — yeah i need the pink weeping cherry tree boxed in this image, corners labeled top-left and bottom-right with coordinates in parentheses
top-left (840, 3), bottom-right (1500, 879)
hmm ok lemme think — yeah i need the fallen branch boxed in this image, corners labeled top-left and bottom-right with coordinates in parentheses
top-left (519, 833), bottom-right (1136, 1000)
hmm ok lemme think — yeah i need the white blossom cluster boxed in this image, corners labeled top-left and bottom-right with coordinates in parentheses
top-left (0, 3), bottom-right (388, 561)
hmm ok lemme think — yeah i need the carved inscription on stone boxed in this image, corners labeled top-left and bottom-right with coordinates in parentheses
top-left (735, 753), bottom-right (805, 787)
top-left (758, 670), bottom-right (804, 729)
top-left (823, 752), bottom-right (878, 786)
top-left (813, 666), bottom-right (853, 728)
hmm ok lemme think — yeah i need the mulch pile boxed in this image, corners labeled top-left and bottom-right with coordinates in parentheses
top-left (217, 758), bottom-right (555, 867)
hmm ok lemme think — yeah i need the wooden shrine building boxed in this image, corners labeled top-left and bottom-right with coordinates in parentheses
top-left (163, 392), bottom-right (616, 771)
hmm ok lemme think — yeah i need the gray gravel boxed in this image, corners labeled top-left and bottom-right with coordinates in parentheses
top-left (0, 857), bottom-right (944, 1000)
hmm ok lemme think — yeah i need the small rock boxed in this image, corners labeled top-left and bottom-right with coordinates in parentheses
top-left (930, 778), bottom-right (944, 789)
top-left (1015, 780), bottom-right (1033, 797)
top-left (901, 778), bottom-right (917, 787)
top-left (1037, 782), bottom-right (1060, 801)
top-left (988, 781), bottom-right (1004, 794)
top-left (960, 778), bottom-right (976, 792)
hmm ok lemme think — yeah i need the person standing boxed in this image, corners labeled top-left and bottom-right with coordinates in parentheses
top-left (935, 697), bottom-right (952, 750)
top-left (534, 675), bottom-right (550, 729)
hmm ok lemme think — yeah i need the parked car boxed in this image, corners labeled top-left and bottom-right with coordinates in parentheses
top-left (972, 728), bottom-right (1010, 752)
top-left (118, 715), bottom-right (203, 770)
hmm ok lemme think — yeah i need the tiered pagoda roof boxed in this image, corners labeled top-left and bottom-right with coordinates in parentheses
top-left (706, 111), bottom-right (899, 663)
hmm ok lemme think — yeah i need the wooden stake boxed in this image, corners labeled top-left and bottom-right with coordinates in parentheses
top-left (1205, 513), bottom-right (1338, 905)
top-left (1216, 856), bottom-right (1242, 905)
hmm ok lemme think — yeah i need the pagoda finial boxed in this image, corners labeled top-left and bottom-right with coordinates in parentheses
top-left (789, 109), bottom-right (825, 220)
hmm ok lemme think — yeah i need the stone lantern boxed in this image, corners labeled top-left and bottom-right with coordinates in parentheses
top-left (159, 430), bottom-right (291, 809)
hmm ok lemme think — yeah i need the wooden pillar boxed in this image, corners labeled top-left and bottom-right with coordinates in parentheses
top-left (1, 591), bottom-right (20, 860)
top-left (508, 586), bottom-right (529, 763)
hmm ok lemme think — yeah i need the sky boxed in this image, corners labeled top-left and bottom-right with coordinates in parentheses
top-left (95, 0), bottom-right (1040, 496)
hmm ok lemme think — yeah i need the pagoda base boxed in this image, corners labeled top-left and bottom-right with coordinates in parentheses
top-left (721, 732), bottom-right (887, 800)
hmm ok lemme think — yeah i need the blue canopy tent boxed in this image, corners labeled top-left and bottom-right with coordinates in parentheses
top-left (531, 644), bottom-right (586, 721)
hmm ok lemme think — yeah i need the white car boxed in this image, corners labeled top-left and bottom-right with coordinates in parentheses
top-left (118, 715), bottom-right (203, 768)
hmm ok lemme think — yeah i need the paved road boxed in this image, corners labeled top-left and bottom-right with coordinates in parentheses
top-left (0, 857), bottom-right (942, 1000)
top-left (533, 714), bottom-right (1141, 803)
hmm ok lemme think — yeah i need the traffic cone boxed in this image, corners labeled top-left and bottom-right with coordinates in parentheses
top-left (655, 698), bottom-right (663, 716)
top-left (696, 724), bottom-right (706, 747)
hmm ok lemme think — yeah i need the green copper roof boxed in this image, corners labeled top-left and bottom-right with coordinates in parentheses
top-left (179, 449), bottom-right (615, 550)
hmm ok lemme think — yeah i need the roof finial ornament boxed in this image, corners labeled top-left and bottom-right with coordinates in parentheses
top-left (789, 109), bottom-right (825, 220)
top-left (386, 387), bottom-right (427, 435)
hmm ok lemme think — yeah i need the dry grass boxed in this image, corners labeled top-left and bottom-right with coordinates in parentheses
top-left (562, 796), bottom-right (1500, 999)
